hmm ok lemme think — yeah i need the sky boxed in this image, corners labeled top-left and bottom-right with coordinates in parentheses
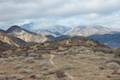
top-left (0, 0), bottom-right (120, 30)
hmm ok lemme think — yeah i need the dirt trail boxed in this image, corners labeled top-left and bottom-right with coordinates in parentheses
top-left (50, 54), bottom-right (57, 68)
top-left (49, 54), bottom-right (74, 80)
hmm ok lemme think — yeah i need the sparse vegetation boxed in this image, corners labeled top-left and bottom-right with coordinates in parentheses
top-left (0, 37), bottom-right (119, 80)
top-left (114, 48), bottom-right (120, 58)
top-left (92, 47), bottom-right (113, 53)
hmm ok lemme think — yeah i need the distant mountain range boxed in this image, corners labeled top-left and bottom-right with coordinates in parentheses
top-left (6, 25), bottom-right (48, 43)
top-left (32, 25), bottom-right (118, 37)
top-left (34, 25), bottom-right (120, 48)
top-left (0, 25), bottom-right (49, 47)
top-left (0, 24), bottom-right (120, 48)
top-left (66, 25), bottom-right (113, 36)
top-left (20, 23), bottom-right (119, 36)
top-left (34, 25), bottom-right (71, 37)
top-left (89, 32), bottom-right (120, 48)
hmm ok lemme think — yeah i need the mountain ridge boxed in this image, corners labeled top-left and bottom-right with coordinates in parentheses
top-left (89, 32), bottom-right (120, 48)
top-left (0, 24), bottom-right (120, 48)
top-left (6, 25), bottom-right (49, 43)
top-left (35, 25), bottom-right (71, 37)
top-left (66, 25), bottom-right (113, 36)
top-left (0, 32), bottom-right (26, 47)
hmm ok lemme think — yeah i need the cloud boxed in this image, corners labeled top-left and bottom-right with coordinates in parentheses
top-left (0, 0), bottom-right (120, 29)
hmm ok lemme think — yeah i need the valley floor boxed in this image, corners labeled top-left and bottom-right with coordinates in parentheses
top-left (0, 46), bottom-right (120, 80)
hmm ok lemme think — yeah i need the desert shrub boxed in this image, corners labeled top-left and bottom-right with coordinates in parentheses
top-left (23, 57), bottom-right (35, 63)
top-left (15, 50), bottom-right (28, 57)
top-left (20, 68), bottom-right (33, 74)
top-left (55, 70), bottom-right (66, 79)
top-left (105, 61), bottom-right (120, 70)
top-left (114, 48), bottom-right (120, 58)
top-left (92, 47), bottom-right (113, 54)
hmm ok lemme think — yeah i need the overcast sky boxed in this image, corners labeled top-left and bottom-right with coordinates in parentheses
top-left (0, 0), bottom-right (120, 29)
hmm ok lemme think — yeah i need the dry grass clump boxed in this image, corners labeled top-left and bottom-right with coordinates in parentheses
top-left (92, 47), bottom-right (113, 54)
top-left (114, 48), bottom-right (120, 58)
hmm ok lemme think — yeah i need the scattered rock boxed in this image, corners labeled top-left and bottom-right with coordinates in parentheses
top-left (23, 57), bottom-right (35, 63)
top-left (28, 52), bottom-right (42, 59)
top-left (106, 62), bottom-right (120, 70)
top-left (20, 68), bottom-right (33, 74)
top-left (15, 64), bottom-right (24, 70)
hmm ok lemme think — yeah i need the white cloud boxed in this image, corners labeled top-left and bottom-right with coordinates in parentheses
top-left (0, 0), bottom-right (120, 29)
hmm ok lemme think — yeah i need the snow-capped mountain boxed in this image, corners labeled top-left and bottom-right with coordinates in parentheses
top-left (35, 25), bottom-right (71, 37)
top-left (66, 25), bottom-right (113, 36)
top-left (20, 22), bottom-right (119, 37)
top-left (14, 22), bottom-right (120, 48)
top-left (21, 22), bottom-right (34, 31)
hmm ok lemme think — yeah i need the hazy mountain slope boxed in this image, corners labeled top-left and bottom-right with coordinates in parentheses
top-left (66, 25), bottom-right (112, 36)
top-left (35, 25), bottom-right (71, 37)
top-left (65, 25), bottom-right (120, 48)
top-left (6, 25), bottom-right (48, 43)
top-left (21, 22), bottom-right (34, 31)
top-left (4, 24), bottom-right (120, 48)
top-left (0, 32), bottom-right (26, 47)
top-left (89, 32), bottom-right (120, 48)
top-left (20, 23), bottom-right (119, 38)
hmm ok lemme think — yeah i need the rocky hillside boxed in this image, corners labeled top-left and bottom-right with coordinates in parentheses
top-left (0, 32), bottom-right (26, 47)
top-left (0, 41), bottom-right (11, 51)
top-left (0, 37), bottom-right (120, 80)
top-left (0, 25), bottom-right (120, 80)
top-left (6, 25), bottom-right (49, 43)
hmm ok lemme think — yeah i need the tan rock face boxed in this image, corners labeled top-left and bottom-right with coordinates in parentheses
top-left (8, 29), bottom-right (48, 43)
top-left (0, 32), bottom-right (26, 47)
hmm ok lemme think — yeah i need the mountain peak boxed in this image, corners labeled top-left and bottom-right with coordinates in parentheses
top-left (6, 25), bottom-right (49, 43)
top-left (6, 25), bottom-right (36, 35)
top-left (6, 25), bottom-right (23, 33)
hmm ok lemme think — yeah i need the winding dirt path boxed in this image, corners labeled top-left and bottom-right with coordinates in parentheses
top-left (49, 54), bottom-right (74, 80)
top-left (50, 54), bottom-right (57, 68)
